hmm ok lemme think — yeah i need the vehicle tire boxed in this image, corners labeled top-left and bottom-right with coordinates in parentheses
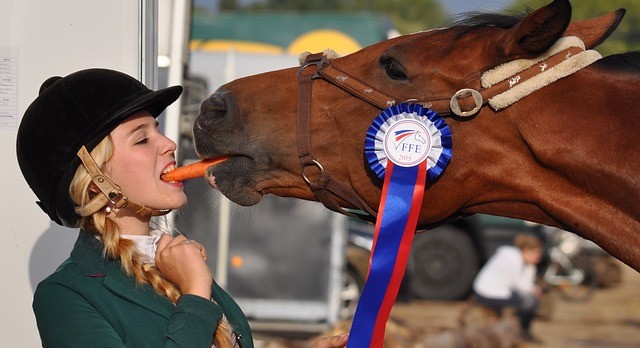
top-left (410, 226), bottom-right (480, 300)
top-left (341, 266), bottom-right (364, 320)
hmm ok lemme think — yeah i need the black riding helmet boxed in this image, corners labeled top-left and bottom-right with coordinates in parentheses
top-left (16, 68), bottom-right (182, 227)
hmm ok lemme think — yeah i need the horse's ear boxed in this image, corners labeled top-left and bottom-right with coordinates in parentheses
top-left (564, 9), bottom-right (625, 49)
top-left (500, 0), bottom-right (572, 58)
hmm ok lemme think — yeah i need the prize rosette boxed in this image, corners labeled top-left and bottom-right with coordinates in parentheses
top-left (365, 103), bottom-right (452, 181)
top-left (348, 103), bottom-right (452, 348)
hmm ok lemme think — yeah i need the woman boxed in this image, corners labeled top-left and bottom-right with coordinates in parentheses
top-left (17, 68), bottom-right (348, 348)
top-left (472, 233), bottom-right (544, 342)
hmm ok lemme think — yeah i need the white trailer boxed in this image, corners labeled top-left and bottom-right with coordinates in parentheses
top-left (180, 47), bottom-right (348, 333)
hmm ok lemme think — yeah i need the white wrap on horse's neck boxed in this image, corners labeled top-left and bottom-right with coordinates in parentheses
top-left (481, 36), bottom-right (602, 111)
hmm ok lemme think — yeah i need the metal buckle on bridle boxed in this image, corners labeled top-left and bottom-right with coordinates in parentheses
top-left (301, 159), bottom-right (325, 185)
top-left (297, 54), bottom-right (330, 79)
top-left (450, 88), bottom-right (483, 117)
top-left (107, 190), bottom-right (129, 209)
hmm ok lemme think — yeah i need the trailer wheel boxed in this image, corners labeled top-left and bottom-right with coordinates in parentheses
top-left (340, 266), bottom-right (364, 320)
top-left (410, 226), bottom-right (479, 300)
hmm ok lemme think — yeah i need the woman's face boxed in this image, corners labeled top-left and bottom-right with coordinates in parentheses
top-left (523, 247), bottom-right (543, 265)
top-left (103, 112), bottom-right (187, 211)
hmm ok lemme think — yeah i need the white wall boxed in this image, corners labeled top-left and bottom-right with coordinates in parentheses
top-left (0, 1), bottom-right (142, 345)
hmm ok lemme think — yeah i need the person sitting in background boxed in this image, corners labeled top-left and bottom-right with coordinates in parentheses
top-left (472, 233), bottom-right (544, 343)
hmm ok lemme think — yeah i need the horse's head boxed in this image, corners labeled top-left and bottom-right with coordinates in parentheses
top-left (193, 0), bottom-right (624, 222)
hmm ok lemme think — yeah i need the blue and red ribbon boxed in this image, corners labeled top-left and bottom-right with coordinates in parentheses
top-left (348, 103), bottom-right (452, 347)
top-left (347, 161), bottom-right (426, 347)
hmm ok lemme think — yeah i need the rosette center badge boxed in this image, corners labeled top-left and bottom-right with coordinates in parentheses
top-left (384, 120), bottom-right (431, 167)
top-left (365, 103), bottom-right (453, 181)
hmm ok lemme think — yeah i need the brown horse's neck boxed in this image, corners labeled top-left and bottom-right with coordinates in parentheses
top-left (438, 65), bottom-right (640, 271)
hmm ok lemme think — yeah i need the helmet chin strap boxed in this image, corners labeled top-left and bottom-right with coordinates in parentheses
top-left (74, 146), bottom-right (171, 219)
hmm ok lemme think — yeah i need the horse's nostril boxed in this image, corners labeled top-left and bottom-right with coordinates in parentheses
top-left (200, 94), bottom-right (227, 121)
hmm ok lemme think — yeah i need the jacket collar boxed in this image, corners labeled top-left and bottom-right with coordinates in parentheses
top-left (71, 230), bottom-right (174, 318)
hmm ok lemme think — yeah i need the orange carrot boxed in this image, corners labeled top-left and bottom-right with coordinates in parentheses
top-left (161, 157), bottom-right (229, 182)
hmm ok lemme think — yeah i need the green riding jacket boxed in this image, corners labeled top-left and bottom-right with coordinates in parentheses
top-left (33, 230), bottom-right (253, 348)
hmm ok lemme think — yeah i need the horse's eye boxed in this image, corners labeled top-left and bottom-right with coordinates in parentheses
top-left (380, 56), bottom-right (408, 80)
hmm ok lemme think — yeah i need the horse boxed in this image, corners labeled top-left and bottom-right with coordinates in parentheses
top-left (193, 0), bottom-right (640, 272)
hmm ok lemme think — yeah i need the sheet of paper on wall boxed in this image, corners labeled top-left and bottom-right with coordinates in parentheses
top-left (0, 47), bottom-right (19, 129)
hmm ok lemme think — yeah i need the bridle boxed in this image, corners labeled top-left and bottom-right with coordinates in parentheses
top-left (296, 53), bottom-right (378, 221)
top-left (296, 38), bottom-right (598, 220)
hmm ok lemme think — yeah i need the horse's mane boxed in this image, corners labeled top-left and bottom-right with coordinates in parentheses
top-left (597, 52), bottom-right (640, 73)
top-left (447, 12), bottom-right (522, 29)
top-left (443, 11), bottom-right (524, 41)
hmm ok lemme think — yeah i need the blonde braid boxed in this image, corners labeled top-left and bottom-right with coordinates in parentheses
top-left (70, 136), bottom-right (235, 348)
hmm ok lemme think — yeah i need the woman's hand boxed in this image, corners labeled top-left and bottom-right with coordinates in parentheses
top-left (310, 333), bottom-right (348, 348)
top-left (155, 234), bottom-right (212, 300)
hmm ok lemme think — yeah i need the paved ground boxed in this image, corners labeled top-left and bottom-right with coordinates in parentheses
top-left (255, 261), bottom-right (640, 347)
